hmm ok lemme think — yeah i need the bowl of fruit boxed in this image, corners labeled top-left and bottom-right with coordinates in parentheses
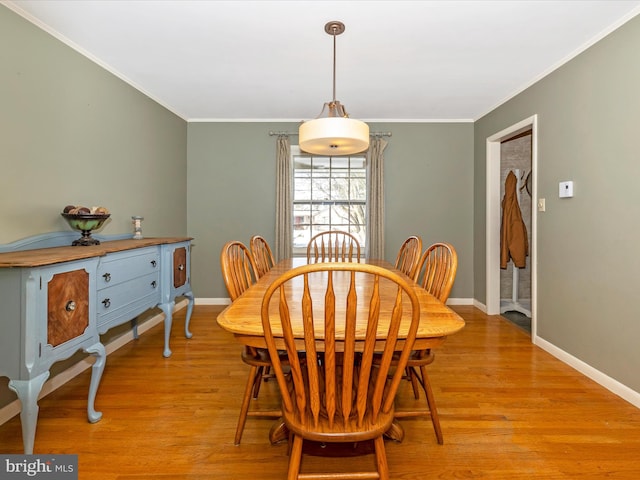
top-left (61, 205), bottom-right (111, 246)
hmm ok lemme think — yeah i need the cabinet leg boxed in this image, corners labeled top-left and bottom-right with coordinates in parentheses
top-left (8, 372), bottom-right (50, 454)
top-left (131, 317), bottom-right (139, 339)
top-left (183, 291), bottom-right (194, 339)
top-left (84, 342), bottom-right (105, 423)
top-left (160, 301), bottom-right (175, 358)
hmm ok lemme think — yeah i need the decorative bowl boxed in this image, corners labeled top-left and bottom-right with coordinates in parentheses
top-left (61, 213), bottom-right (111, 246)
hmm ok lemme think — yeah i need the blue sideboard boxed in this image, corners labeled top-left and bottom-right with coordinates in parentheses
top-left (0, 233), bottom-right (194, 454)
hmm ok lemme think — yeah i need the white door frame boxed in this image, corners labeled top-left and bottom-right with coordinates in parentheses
top-left (486, 115), bottom-right (538, 338)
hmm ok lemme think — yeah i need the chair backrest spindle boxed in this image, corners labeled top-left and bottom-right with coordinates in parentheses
top-left (306, 230), bottom-right (361, 262)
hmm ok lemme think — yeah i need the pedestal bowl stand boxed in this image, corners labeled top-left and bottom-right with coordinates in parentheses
top-left (61, 213), bottom-right (111, 246)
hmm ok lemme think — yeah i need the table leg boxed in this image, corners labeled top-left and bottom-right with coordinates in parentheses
top-left (384, 419), bottom-right (405, 442)
top-left (269, 417), bottom-right (289, 444)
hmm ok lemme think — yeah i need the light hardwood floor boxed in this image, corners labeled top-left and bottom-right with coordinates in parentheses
top-left (1, 305), bottom-right (639, 479)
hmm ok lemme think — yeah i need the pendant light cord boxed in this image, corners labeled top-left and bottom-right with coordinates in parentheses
top-left (332, 25), bottom-right (337, 104)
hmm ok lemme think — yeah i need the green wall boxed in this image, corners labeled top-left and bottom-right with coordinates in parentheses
top-left (0, 6), bottom-right (188, 243)
top-left (474, 15), bottom-right (640, 392)
top-left (186, 121), bottom-right (474, 300)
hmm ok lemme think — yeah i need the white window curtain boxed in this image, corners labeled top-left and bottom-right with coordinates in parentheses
top-left (366, 137), bottom-right (387, 259)
top-left (275, 135), bottom-right (292, 261)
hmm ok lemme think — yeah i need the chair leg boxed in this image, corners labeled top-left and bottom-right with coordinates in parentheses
top-left (419, 365), bottom-right (443, 445)
top-left (286, 430), bottom-right (294, 456)
top-left (252, 366), bottom-right (265, 398)
top-left (408, 367), bottom-right (420, 399)
top-left (373, 435), bottom-right (389, 480)
top-left (235, 365), bottom-right (258, 445)
top-left (287, 435), bottom-right (303, 480)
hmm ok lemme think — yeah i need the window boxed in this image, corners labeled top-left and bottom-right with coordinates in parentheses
top-left (292, 146), bottom-right (366, 254)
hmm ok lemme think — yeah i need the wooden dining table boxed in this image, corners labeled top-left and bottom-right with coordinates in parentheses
top-left (216, 257), bottom-right (466, 443)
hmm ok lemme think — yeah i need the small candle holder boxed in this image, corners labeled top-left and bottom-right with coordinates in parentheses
top-left (132, 216), bottom-right (144, 239)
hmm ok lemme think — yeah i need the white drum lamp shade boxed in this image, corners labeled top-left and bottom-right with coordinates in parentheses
top-left (299, 116), bottom-right (369, 156)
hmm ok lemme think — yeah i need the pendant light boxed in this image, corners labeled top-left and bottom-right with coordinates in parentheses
top-left (299, 21), bottom-right (369, 156)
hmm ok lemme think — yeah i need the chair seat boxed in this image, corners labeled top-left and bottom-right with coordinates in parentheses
top-left (242, 346), bottom-right (300, 365)
top-left (241, 346), bottom-right (273, 367)
top-left (406, 349), bottom-right (435, 367)
top-left (374, 349), bottom-right (434, 368)
top-left (284, 407), bottom-right (396, 443)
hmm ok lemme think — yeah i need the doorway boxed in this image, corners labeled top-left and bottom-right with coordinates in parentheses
top-left (486, 115), bottom-right (537, 339)
top-left (499, 132), bottom-right (532, 333)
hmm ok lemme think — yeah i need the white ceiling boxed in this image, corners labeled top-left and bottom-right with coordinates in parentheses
top-left (6, 0), bottom-right (640, 122)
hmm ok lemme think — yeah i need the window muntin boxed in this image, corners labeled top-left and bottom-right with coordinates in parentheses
top-left (292, 147), bottom-right (366, 254)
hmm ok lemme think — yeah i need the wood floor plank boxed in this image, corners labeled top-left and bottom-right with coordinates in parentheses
top-left (1, 305), bottom-right (639, 478)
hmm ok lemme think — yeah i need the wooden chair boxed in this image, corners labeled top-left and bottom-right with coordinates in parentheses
top-left (261, 262), bottom-right (421, 480)
top-left (220, 240), bottom-right (281, 445)
top-left (396, 242), bottom-right (458, 445)
top-left (415, 242), bottom-right (458, 302)
top-left (306, 230), bottom-right (361, 263)
top-left (394, 235), bottom-right (422, 278)
top-left (250, 235), bottom-right (275, 278)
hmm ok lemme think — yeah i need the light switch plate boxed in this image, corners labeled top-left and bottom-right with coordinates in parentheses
top-left (559, 181), bottom-right (574, 198)
top-left (537, 198), bottom-right (545, 211)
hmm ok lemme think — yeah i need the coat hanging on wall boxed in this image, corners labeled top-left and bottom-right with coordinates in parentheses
top-left (500, 170), bottom-right (529, 268)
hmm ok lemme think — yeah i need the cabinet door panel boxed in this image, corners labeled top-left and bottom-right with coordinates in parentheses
top-left (173, 247), bottom-right (187, 288)
top-left (47, 269), bottom-right (89, 347)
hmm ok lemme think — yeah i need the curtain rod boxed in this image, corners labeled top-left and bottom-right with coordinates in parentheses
top-left (268, 131), bottom-right (392, 137)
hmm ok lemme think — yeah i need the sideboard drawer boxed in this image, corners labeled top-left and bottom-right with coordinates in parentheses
top-left (97, 271), bottom-right (160, 332)
top-left (97, 248), bottom-right (159, 289)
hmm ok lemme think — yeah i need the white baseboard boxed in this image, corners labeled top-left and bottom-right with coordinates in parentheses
top-left (195, 298), bottom-right (231, 305)
top-left (474, 298), bottom-right (639, 408)
top-left (0, 299), bottom-right (188, 427)
top-left (533, 335), bottom-right (640, 409)
top-left (472, 299), bottom-right (488, 313)
top-left (445, 297), bottom-right (475, 306)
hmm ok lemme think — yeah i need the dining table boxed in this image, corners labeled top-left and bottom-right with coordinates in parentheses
top-left (216, 257), bottom-right (466, 443)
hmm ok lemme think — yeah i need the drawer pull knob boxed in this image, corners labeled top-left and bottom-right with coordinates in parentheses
top-left (151, 260), bottom-right (157, 268)
top-left (65, 301), bottom-right (76, 312)
top-left (178, 264), bottom-right (185, 271)
top-left (151, 280), bottom-right (157, 288)
top-left (103, 272), bottom-right (111, 282)
top-left (102, 298), bottom-right (111, 309)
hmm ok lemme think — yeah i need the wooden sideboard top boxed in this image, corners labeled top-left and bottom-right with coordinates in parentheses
top-left (0, 237), bottom-right (193, 268)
